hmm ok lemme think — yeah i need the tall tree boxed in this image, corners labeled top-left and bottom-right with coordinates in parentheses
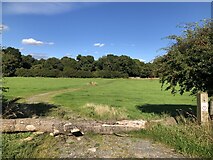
top-left (61, 56), bottom-right (77, 70)
top-left (44, 57), bottom-right (63, 71)
top-left (76, 54), bottom-right (95, 72)
top-left (158, 20), bottom-right (213, 96)
top-left (22, 55), bottom-right (37, 69)
top-left (2, 47), bottom-right (22, 76)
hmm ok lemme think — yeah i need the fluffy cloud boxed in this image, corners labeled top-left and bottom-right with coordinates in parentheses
top-left (22, 38), bottom-right (54, 45)
top-left (22, 38), bottom-right (44, 45)
top-left (0, 24), bottom-right (9, 32)
top-left (94, 43), bottom-right (105, 47)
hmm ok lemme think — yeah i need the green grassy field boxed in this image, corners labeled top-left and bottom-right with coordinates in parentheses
top-left (3, 77), bottom-right (212, 158)
top-left (4, 77), bottom-right (196, 120)
top-left (3, 77), bottom-right (92, 98)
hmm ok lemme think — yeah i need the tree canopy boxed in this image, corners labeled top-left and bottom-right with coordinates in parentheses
top-left (1, 47), bottom-right (155, 78)
top-left (157, 20), bottom-right (213, 96)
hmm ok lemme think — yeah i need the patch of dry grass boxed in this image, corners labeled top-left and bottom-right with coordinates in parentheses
top-left (83, 103), bottom-right (127, 120)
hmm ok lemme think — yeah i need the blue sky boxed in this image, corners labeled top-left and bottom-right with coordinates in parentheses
top-left (2, 2), bottom-right (211, 62)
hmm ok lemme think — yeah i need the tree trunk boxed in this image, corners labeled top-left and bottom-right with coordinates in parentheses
top-left (0, 118), bottom-right (147, 135)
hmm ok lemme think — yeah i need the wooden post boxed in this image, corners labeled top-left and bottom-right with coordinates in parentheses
top-left (197, 92), bottom-right (209, 124)
top-left (209, 97), bottom-right (213, 119)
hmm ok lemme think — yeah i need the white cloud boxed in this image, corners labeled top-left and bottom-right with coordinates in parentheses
top-left (3, 3), bottom-right (97, 15)
top-left (30, 53), bottom-right (48, 60)
top-left (94, 43), bottom-right (105, 47)
top-left (0, 24), bottom-right (9, 32)
top-left (139, 58), bottom-right (146, 62)
top-left (22, 38), bottom-right (44, 45)
top-left (22, 38), bottom-right (54, 45)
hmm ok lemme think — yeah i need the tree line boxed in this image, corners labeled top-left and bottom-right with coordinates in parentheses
top-left (1, 47), bottom-right (158, 78)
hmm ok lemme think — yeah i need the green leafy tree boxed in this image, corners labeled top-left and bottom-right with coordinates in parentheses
top-left (22, 55), bottom-right (37, 69)
top-left (61, 56), bottom-right (78, 70)
top-left (158, 20), bottom-right (213, 96)
top-left (44, 57), bottom-right (63, 71)
top-left (96, 54), bottom-right (119, 72)
top-left (76, 54), bottom-right (95, 72)
top-left (2, 47), bottom-right (22, 76)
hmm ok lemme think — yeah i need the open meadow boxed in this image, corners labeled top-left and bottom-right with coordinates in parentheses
top-left (3, 78), bottom-right (213, 158)
top-left (4, 77), bottom-right (196, 120)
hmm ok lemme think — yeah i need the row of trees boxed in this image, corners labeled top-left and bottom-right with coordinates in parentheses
top-left (2, 48), bottom-right (156, 78)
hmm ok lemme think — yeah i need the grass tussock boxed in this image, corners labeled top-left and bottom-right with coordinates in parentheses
top-left (130, 122), bottom-right (213, 158)
top-left (83, 103), bottom-right (127, 120)
top-left (2, 132), bottom-right (61, 158)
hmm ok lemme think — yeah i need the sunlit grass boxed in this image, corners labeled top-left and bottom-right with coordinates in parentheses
top-left (4, 77), bottom-right (196, 120)
top-left (129, 122), bottom-right (213, 158)
top-left (53, 78), bottom-right (196, 120)
top-left (2, 132), bottom-right (60, 158)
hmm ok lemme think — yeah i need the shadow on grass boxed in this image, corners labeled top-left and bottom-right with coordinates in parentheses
top-left (136, 104), bottom-right (196, 117)
top-left (18, 103), bottom-right (59, 118)
top-left (2, 97), bottom-right (67, 119)
top-left (0, 102), bottom-right (59, 119)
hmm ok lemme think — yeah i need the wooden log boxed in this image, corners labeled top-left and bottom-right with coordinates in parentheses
top-left (0, 118), bottom-right (147, 135)
top-left (1, 118), bottom-right (61, 133)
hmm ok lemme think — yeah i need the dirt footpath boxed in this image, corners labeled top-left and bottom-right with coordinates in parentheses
top-left (59, 134), bottom-right (185, 158)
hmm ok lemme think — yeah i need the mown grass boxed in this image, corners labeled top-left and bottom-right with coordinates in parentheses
top-left (4, 77), bottom-right (196, 120)
top-left (129, 123), bottom-right (213, 158)
top-left (2, 132), bottom-right (61, 158)
top-left (53, 78), bottom-right (196, 120)
top-left (5, 77), bottom-right (196, 119)
top-left (3, 77), bottom-right (104, 99)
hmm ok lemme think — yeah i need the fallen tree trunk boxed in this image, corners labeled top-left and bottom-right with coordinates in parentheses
top-left (0, 118), bottom-right (147, 135)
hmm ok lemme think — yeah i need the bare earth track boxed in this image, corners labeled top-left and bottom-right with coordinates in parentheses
top-left (25, 87), bottom-right (87, 104)
top-left (21, 86), bottom-right (186, 158)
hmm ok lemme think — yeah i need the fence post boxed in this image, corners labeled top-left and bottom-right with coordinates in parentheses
top-left (197, 92), bottom-right (209, 124)
top-left (209, 97), bottom-right (213, 120)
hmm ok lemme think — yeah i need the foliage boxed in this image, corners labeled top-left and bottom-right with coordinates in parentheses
top-left (2, 47), bottom-right (22, 76)
top-left (157, 20), bottom-right (213, 96)
top-left (2, 48), bottom-right (155, 78)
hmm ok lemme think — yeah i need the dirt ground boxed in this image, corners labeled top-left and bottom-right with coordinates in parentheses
top-left (58, 134), bottom-right (185, 158)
